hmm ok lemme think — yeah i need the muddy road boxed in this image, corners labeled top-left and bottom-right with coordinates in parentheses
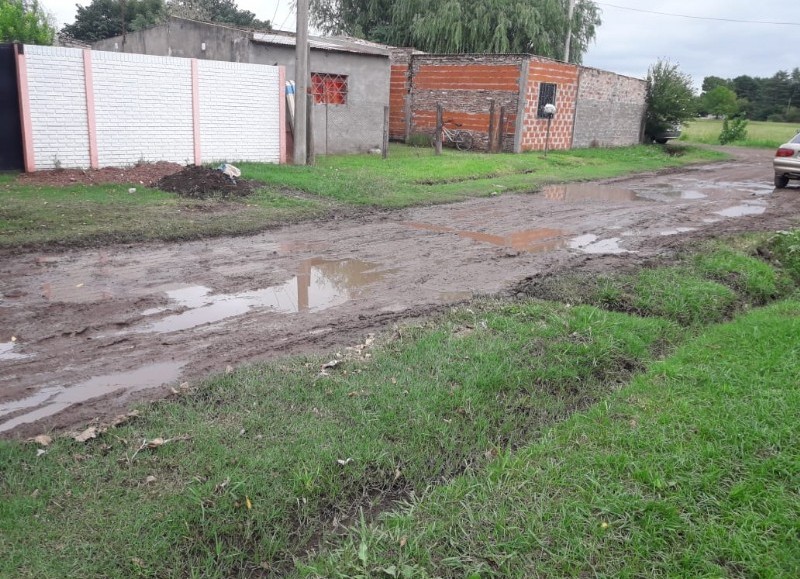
top-left (2, 148), bottom-right (798, 438)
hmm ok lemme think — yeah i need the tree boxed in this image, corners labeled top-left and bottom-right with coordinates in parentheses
top-left (0, 0), bottom-right (55, 44)
top-left (702, 85), bottom-right (738, 118)
top-left (309, 0), bottom-right (601, 63)
top-left (62, 0), bottom-right (167, 43)
top-left (645, 59), bottom-right (696, 140)
top-left (701, 75), bottom-right (732, 93)
top-left (167, 0), bottom-right (269, 29)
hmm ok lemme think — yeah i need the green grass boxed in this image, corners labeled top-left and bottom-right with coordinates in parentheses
top-left (303, 299), bottom-right (800, 577)
top-left (681, 118), bottom-right (800, 148)
top-left (3, 233), bottom-right (800, 577)
top-left (524, 240), bottom-right (796, 326)
top-left (0, 302), bottom-right (677, 577)
top-left (0, 144), bottom-right (725, 249)
top-left (239, 144), bottom-right (726, 208)
top-left (0, 182), bottom-right (324, 249)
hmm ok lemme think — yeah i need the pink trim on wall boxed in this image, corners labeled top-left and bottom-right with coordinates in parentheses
top-left (191, 59), bottom-right (202, 165)
top-left (82, 50), bottom-right (99, 169)
top-left (14, 45), bottom-right (35, 172)
top-left (279, 66), bottom-right (286, 164)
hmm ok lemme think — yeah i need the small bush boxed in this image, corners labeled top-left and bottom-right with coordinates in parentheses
top-left (719, 116), bottom-right (748, 144)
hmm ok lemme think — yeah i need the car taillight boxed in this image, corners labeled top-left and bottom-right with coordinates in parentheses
top-left (776, 148), bottom-right (795, 157)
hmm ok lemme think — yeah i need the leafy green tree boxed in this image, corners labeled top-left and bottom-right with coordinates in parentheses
top-left (645, 59), bottom-right (696, 140)
top-left (702, 85), bottom-right (738, 118)
top-left (0, 0), bottom-right (55, 44)
top-left (701, 75), bottom-right (732, 93)
top-left (167, 0), bottom-right (269, 29)
top-left (310, 0), bottom-right (601, 63)
top-left (62, 0), bottom-right (167, 43)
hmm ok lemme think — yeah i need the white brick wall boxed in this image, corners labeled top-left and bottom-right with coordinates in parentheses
top-left (92, 51), bottom-right (195, 166)
top-left (21, 46), bottom-right (282, 170)
top-left (25, 46), bottom-right (91, 169)
top-left (198, 60), bottom-right (280, 163)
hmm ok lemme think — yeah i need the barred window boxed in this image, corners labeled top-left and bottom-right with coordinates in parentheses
top-left (311, 73), bottom-right (348, 105)
top-left (537, 83), bottom-right (557, 118)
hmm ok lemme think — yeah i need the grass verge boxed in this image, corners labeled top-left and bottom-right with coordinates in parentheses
top-left (680, 118), bottom-right (800, 148)
top-left (239, 144), bottom-right (725, 208)
top-left (2, 232), bottom-right (798, 577)
top-left (303, 299), bottom-right (800, 577)
top-left (0, 144), bottom-right (724, 250)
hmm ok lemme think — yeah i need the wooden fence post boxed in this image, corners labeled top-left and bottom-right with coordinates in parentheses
top-left (498, 106), bottom-right (506, 152)
top-left (382, 105), bottom-right (389, 159)
top-left (435, 103), bottom-right (443, 156)
top-left (487, 99), bottom-right (496, 153)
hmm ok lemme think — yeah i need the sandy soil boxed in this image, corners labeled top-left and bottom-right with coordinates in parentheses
top-left (2, 148), bottom-right (798, 438)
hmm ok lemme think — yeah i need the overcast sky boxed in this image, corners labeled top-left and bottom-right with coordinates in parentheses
top-left (46, 0), bottom-right (800, 91)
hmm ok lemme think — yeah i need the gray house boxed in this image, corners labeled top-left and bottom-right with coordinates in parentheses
top-left (94, 17), bottom-right (391, 156)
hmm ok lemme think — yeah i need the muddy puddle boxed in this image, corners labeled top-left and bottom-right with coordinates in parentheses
top-left (0, 341), bottom-right (30, 361)
top-left (405, 222), bottom-right (567, 253)
top-left (133, 258), bottom-right (388, 334)
top-left (0, 361), bottom-right (185, 433)
top-left (715, 201), bottom-right (767, 217)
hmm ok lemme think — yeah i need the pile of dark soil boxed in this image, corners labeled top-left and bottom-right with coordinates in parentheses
top-left (156, 166), bottom-right (258, 199)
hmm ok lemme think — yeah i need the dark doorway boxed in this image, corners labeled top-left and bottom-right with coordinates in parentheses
top-left (0, 44), bottom-right (24, 171)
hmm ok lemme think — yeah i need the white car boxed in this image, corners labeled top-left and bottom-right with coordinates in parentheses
top-left (774, 133), bottom-right (800, 188)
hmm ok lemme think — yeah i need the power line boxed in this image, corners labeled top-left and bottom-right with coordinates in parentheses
top-left (275, 2), bottom-right (296, 31)
top-left (271, 0), bottom-right (281, 27)
top-left (595, 2), bottom-right (800, 26)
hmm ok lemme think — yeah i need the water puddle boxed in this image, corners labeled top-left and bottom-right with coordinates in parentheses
top-left (0, 342), bottom-right (31, 362)
top-left (660, 227), bottom-right (698, 236)
top-left (138, 258), bottom-right (387, 334)
top-left (541, 183), bottom-right (639, 202)
top-left (0, 361), bottom-right (185, 433)
top-left (569, 234), bottom-right (631, 254)
top-left (636, 188), bottom-right (708, 202)
top-left (405, 222), bottom-right (566, 253)
top-left (715, 203), bottom-right (767, 218)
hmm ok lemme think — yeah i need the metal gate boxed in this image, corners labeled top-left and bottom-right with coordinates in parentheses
top-left (0, 44), bottom-right (23, 171)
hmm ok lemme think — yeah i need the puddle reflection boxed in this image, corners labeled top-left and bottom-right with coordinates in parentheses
top-left (541, 183), bottom-right (639, 202)
top-left (139, 258), bottom-right (387, 334)
top-left (405, 222), bottom-right (566, 253)
top-left (569, 234), bottom-right (630, 254)
top-left (0, 361), bottom-right (185, 432)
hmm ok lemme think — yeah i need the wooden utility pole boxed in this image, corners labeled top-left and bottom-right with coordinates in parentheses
top-left (487, 99), bottom-right (496, 153)
top-left (294, 0), bottom-right (309, 165)
top-left (434, 104), bottom-right (443, 155)
top-left (564, 0), bottom-right (576, 63)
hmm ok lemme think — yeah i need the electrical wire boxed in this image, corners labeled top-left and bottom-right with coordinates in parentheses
top-left (595, 2), bottom-right (800, 26)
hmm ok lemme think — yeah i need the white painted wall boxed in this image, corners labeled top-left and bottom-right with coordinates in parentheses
top-left (21, 46), bottom-right (282, 170)
top-left (197, 60), bottom-right (281, 164)
top-left (25, 46), bottom-right (90, 169)
top-left (92, 52), bottom-right (195, 167)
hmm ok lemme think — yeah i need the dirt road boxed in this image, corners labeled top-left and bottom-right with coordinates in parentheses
top-left (2, 148), bottom-right (798, 438)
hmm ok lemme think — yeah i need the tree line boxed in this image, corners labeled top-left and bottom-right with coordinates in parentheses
top-left (700, 69), bottom-right (800, 123)
top-left (3, 0), bottom-right (601, 65)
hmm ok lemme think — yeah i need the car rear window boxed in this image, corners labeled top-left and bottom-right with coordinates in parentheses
top-left (792, 133), bottom-right (800, 144)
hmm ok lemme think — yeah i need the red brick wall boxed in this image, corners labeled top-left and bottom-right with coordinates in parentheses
top-left (389, 63), bottom-right (409, 140)
top-left (520, 58), bottom-right (579, 152)
top-left (408, 54), bottom-right (525, 151)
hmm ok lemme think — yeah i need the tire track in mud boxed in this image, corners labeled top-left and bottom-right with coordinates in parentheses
top-left (2, 148), bottom-right (798, 437)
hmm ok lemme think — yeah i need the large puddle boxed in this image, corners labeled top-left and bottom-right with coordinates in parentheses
top-left (405, 222), bottom-right (566, 253)
top-left (715, 202), bottom-right (767, 217)
top-left (0, 361), bottom-right (185, 433)
top-left (137, 258), bottom-right (387, 334)
top-left (0, 342), bottom-right (31, 362)
top-left (541, 183), bottom-right (641, 202)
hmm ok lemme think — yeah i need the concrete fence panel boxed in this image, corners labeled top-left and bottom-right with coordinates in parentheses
top-left (15, 45), bottom-right (284, 171)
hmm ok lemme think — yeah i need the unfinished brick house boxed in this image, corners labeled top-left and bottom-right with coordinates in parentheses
top-left (391, 53), bottom-right (647, 152)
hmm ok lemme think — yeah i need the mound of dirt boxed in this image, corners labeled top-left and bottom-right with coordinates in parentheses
top-left (16, 161), bottom-right (184, 187)
top-left (156, 166), bottom-right (258, 199)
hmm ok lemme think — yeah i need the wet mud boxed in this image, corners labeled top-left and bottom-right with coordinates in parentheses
top-left (2, 147), bottom-right (799, 437)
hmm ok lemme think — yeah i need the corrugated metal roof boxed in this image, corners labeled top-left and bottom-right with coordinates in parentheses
top-left (251, 32), bottom-right (390, 57)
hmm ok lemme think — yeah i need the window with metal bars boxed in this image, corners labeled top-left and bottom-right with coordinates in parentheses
top-left (311, 73), bottom-right (348, 105)
top-left (537, 83), bottom-right (557, 118)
